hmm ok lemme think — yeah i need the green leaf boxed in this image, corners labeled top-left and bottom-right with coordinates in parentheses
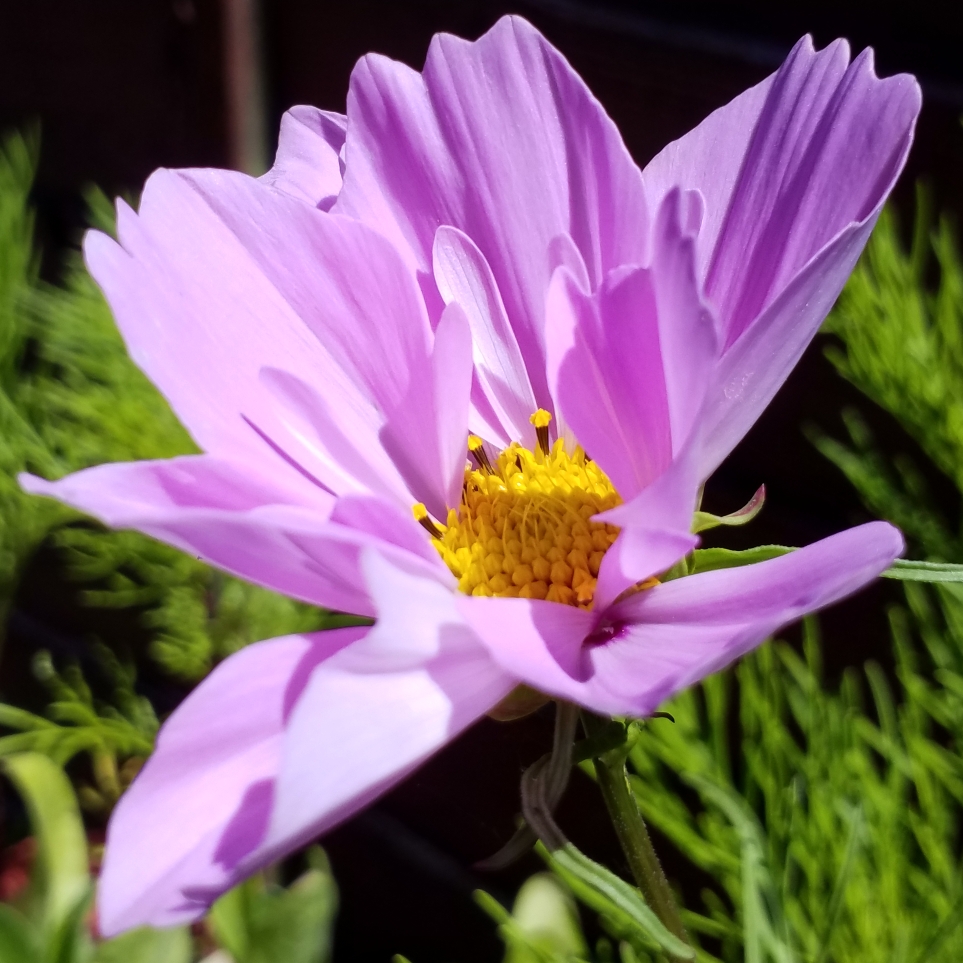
top-left (1, 753), bottom-right (89, 936)
top-left (210, 848), bottom-right (337, 963)
top-left (44, 887), bottom-right (93, 963)
top-left (0, 705), bottom-right (57, 732)
top-left (0, 904), bottom-right (39, 963)
top-left (881, 559), bottom-right (963, 582)
top-left (689, 545), bottom-right (795, 575)
top-left (93, 927), bottom-right (192, 963)
top-left (692, 486), bottom-right (765, 534)
top-left (540, 843), bottom-right (694, 959)
top-left (207, 877), bottom-right (251, 961)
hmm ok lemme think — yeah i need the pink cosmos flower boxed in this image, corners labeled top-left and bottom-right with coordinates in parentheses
top-left (21, 17), bottom-right (919, 933)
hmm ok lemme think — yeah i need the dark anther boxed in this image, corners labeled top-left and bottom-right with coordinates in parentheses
top-left (416, 515), bottom-right (444, 539)
top-left (468, 436), bottom-right (493, 473)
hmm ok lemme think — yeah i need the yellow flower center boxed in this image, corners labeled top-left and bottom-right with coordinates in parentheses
top-left (414, 411), bottom-right (622, 609)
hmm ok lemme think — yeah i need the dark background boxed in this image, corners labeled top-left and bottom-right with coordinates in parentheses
top-left (2, 2), bottom-right (963, 960)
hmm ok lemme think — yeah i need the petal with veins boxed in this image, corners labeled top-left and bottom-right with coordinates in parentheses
top-left (20, 458), bottom-right (444, 617)
top-left (433, 226), bottom-right (539, 446)
top-left (260, 106), bottom-right (347, 208)
top-left (337, 15), bottom-right (650, 394)
top-left (97, 628), bottom-right (364, 933)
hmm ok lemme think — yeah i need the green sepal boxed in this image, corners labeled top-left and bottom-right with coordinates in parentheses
top-left (689, 545), bottom-right (795, 575)
top-left (571, 721), bottom-right (628, 764)
top-left (691, 485), bottom-right (765, 534)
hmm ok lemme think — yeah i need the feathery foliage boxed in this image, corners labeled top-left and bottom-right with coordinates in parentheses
top-left (813, 189), bottom-right (963, 561)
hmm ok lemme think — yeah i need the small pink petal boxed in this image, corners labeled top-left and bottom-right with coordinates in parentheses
top-left (260, 106), bottom-right (347, 208)
top-left (433, 226), bottom-right (539, 446)
top-left (546, 264), bottom-right (672, 500)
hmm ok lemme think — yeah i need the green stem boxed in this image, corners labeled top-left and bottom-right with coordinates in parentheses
top-left (583, 713), bottom-right (689, 956)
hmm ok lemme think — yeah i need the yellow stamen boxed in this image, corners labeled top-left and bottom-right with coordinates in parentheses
top-left (413, 502), bottom-right (444, 539)
top-left (467, 435), bottom-right (493, 473)
top-left (529, 408), bottom-right (553, 455)
top-left (426, 426), bottom-right (624, 610)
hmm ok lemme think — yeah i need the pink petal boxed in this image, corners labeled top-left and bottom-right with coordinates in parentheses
top-left (546, 188), bottom-right (715, 503)
top-left (87, 180), bottom-right (340, 476)
top-left (20, 458), bottom-right (443, 616)
top-left (465, 522), bottom-right (902, 717)
top-left (592, 525), bottom-right (699, 614)
top-left (379, 299), bottom-right (474, 516)
top-left (647, 190), bottom-right (718, 451)
top-left (98, 628), bottom-right (365, 933)
top-left (259, 106), bottom-right (347, 208)
top-left (171, 169), bottom-right (467, 518)
top-left (546, 264), bottom-right (672, 501)
top-left (336, 15), bottom-right (650, 401)
top-left (590, 436), bottom-right (704, 610)
top-left (694, 222), bottom-right (874, 476)
top-left (592, 521), bottom-right (905, 715)
top-left (641, 73), bottom-right (773, 288)
top-left (458, 594), bottom-right (595, 705)
top-left (259, 366), bottom-right (413, 506)
top-left (255, 548), bottom-right (516, 868)
top-left (433, 226), bottom-right (539, 446)
top-left (642, 36), bottom-right (920, 348)
top-left (168, 170), bottom-right (431, 414)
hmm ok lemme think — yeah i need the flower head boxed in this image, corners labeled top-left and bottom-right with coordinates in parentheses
top-left (21, 16), bottom-right (919, 933)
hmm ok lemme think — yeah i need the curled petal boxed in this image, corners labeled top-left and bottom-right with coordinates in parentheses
top-left (433, 225), bottom-right (539, 446)
top-left (260, 106), bottom-right (347, 208)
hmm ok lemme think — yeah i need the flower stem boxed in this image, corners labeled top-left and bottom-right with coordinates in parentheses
top-left (582, 712), bottom-right (689, 955)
